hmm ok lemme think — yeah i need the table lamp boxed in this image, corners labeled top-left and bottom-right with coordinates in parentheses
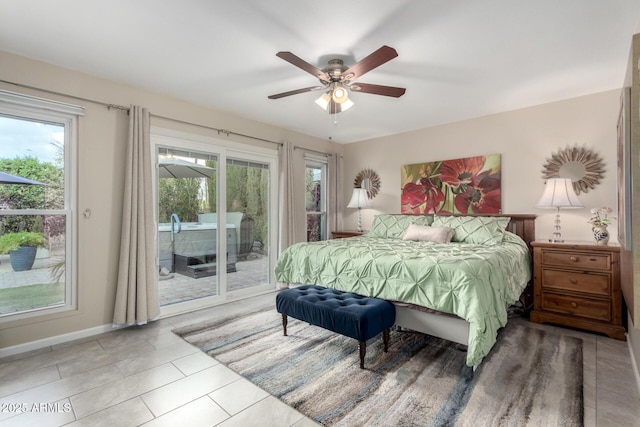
top-left (347, 188), bottom-right (371, 232)
top-left (535, 177), bottom-right (583, 242)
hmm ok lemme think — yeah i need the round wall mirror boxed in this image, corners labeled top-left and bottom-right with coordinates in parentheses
top-left (541, 145), bottom-right (605, 194)
top-left (360, 178), bottom-right (372, 191)
top-left (354, 169), bottom-right (381, 199)
top-left (559, 161), bottom-right (587, 181)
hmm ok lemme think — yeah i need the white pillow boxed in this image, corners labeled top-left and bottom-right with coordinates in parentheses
top-left (402, 224), bottom-right (455, 243)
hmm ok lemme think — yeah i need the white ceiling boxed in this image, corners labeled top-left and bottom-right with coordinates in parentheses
top-left (1, 0), bottom-right (639, 144)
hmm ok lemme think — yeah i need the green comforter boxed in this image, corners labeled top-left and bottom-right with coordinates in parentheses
top-left (274, 232), bottom-right (531, 366)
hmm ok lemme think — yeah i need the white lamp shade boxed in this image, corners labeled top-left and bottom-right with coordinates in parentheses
top-left (347, 188), bottom-right (371, 208)
top-left (535, 178), bottom-right (583, 209)
top-left (340, 98), bottom-right (354, 111)
top-left (315, 92), bottom-right (331, 110)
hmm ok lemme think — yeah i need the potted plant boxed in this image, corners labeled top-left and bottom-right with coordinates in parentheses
top-left (587, 207), bottom-right (613, 245)
top-left (0, 231), bottom-right (47, 271)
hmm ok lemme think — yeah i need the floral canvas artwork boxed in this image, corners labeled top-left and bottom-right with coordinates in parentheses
top-left (401, 154), bottom-right (502, 214)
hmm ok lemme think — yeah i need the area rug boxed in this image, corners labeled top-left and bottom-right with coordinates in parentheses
top-left (173, 307), bottom-right (583, 426)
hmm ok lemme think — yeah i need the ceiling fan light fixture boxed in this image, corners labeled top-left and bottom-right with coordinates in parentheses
top-left (332, 85), bottom-right (350, 104)
top-left (317, 92), bottom-right (353, 113)
top-left (315, 92), bottom-right (331, 110)
top-left (340, 98), bottom-right (354, 111)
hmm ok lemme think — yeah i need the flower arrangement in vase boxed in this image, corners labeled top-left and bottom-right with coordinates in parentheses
top-left (587, 207), bottom-right (613, 245)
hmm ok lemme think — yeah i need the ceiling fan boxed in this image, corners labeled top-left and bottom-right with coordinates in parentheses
top-left (268, 45), bottom-right (406, 114)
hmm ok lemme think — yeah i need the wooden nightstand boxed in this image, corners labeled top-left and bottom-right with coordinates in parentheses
top-left (331, 231), bottom-right (365, 239)
top-left (530, 241), bottom-right (626, 340)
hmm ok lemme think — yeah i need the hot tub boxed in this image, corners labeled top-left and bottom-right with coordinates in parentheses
top-left (158, 222), bottom-right (238, 277)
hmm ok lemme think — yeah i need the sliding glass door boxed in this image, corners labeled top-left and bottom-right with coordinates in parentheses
top-left (225, 158), bottom-right (271, 293)
top-left (157, 147), bottom-right (219, 306)
top-left (153, 132), bottom-right (277, 314)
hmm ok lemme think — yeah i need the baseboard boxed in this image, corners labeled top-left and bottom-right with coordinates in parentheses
top-left (627, 312), bottom-right (640, 398)
top-left (0, 323), bottom-right (123, 359)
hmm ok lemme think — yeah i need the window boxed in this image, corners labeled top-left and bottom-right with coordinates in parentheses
top-left (0, 90), bottom-right (82, 320)
top-left (305, 156), bottom-right (327, 242)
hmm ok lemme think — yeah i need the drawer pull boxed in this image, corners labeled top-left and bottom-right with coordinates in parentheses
top-left (569, 256), bottom-right (578, 262)
top-left (570, 278), bottom-right (578, 284)
top-left (570, 302), bottom-right (577, 308)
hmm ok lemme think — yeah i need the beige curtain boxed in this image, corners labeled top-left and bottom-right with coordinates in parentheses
top-left (327, 152), bottom-right (343, 234)
top-left (113, 106), bottom-right (159, 326)
top-left (278, 141), bottom-right (297, 253)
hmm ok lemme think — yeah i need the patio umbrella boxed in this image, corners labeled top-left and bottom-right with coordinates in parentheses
top-left (0, 171), bottom-right (47, 186)
top-left (0, 171), bottom-right (48, 209)
top-left (158, 157), bottom-right (215, 179)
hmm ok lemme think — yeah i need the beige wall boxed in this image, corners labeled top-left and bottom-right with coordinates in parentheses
top-left (0, 50), bottom-right (337, 350)
top-left (342, 90), bottom-right (620, 243)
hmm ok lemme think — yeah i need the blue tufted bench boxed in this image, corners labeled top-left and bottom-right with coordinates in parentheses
top-left (276, 285), bottom-right (396, 369)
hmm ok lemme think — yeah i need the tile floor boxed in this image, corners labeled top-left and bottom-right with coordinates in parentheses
top-left (0, 292), bottom-right (639, 426)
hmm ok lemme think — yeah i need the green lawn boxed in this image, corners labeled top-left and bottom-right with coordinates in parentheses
top-left (0, 282), bottom-right (64, 314)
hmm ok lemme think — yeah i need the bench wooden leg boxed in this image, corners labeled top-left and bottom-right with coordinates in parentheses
top-left (359, 341), bottom-right (366, 369)
top-left (383, 328), bottom-right (390, 352)
top-left (281, 314), bottom-right (288, 336)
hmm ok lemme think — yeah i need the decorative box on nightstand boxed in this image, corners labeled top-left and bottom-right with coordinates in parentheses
top-left (331, 231), bottom-right (365, 239)
top-left (530, 241), bottom-right (626, 340)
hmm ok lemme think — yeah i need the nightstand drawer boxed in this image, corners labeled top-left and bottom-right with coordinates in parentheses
top-left (542, 251), bottom-right (611, 271)
top-left (541, 292), bottom-right (611, 322)
top-left (541, 269), bottom-right (610, 296)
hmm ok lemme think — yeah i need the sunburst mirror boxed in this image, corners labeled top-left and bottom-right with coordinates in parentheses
top-left (541, 145), bottom-right (605, 194)
top-left (354, 168), bottom-right (381, 199)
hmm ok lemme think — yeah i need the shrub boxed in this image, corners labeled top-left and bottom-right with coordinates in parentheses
top-left (0, 232), bottom-right (47, 254)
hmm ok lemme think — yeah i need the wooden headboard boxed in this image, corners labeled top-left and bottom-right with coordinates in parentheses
top-left (503, 214), bottom-right (537, 256)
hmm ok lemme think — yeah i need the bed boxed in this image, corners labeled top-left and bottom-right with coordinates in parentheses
top-left (274, 213), bottom-right (535, 367)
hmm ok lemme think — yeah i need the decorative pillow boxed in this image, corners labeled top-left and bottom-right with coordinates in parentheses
top-left (431, 216), bottom-right (511, 245)
top-left (402, 224), bottom-right (454, 243)
top-left (368, 214), bottom-right (434, 239)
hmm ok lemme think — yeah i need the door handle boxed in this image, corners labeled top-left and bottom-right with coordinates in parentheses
top-left (170, 213), bottom-right (182, 241)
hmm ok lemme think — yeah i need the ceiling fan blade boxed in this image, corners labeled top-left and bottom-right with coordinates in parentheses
top-left (276, 52), bottom-right (330, 82)
top-left (342, 46), bottom-right (398, 81)
top-left (350, 83), bottom-right (406, 98)
top-left (268, 86), bottom-right (325, 100)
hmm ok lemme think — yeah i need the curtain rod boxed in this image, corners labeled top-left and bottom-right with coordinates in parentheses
top-left (0, 79), bottom-right (283, 147)
top-left (294, 145), bottom-right (334, 156)
top-left (0, 79), bottom-right (129, 111)
top-left (151, 114), bottom-right (282, 147)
